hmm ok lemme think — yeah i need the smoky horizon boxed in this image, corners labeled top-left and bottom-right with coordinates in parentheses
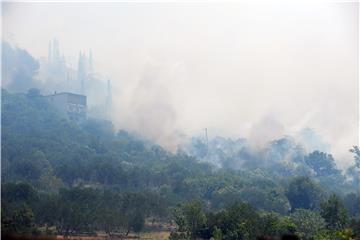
top-left (2, 1), bottom-right (359, 168)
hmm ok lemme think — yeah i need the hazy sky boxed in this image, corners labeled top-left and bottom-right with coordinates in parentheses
top-left (2, 2), bottom-right (359, 168)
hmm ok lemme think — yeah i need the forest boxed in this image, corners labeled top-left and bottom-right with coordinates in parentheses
top-left (1, 88), bottom-right (360, 240)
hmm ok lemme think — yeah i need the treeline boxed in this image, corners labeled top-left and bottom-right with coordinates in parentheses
top-left (2, 182), bottom-right (165, 238)
top-left (170, 197), bottom-right (360, 240)
top-left (2, 181), bottom-right (360, 239)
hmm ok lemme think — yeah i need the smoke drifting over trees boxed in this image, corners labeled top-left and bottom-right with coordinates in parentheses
top-left (2, 2), bottom-right (358, 167)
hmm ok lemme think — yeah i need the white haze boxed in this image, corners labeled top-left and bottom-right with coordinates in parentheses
top-left (2, 2), bottom-right (358, 168)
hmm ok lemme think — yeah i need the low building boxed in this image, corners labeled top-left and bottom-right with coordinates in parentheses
top-left (44, 92), bottom-right (87, 122)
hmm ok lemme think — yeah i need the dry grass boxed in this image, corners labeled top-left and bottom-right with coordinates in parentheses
top-left (137, 231), bottom-right (170, 240)
top-left (54, 231), bottom-right (170, 240)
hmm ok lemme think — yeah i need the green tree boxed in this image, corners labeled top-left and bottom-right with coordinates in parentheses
top-left (215, 202), bottom-right (261, 240)
top-left (343, 193), bottom-right (360, 217)
top-left (348, 217), bottom-right (360, 237)
top-left (2, 204), bottom-right (35, 235)
top-left (122, 192), bottom-right (149, 235)
top-left (212, 226), bottom-right (222, 240)
top-left (129, 211), bottom-right (145, 235)
top-left (1, 182), bottom-right (37, 203)
top-left (96, 191), bottom-right (126, 239)
top-left (33, 193), bottom-right (57, 233)
top-left (349, 146), bottom-right (360, 193)
top-left (181, 201), bottom-right (206, 239)
top-left (258, 212), bottom-right (283, 237)
top-left (320, 194), bottom-right (348, 231)
top-left (335, 228), bottom-right (356, 240)
top-left (277, 216), bottom-right (296, 235)
top-left (304, 151), bottom-right (339, 177)
top-left (286, 176), bottom-right (323, 211)
top-left (349, 146), bottom-right (360, 168)
top-left (172, 201), bottom-right (206, 239)
top-left (290, 209), bottom-right (326, 240)
top-left (54, 188), bottom-right (100, 238)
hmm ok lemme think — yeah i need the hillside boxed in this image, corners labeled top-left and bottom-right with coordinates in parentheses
top-left (1, 89), bottom-right (360, 239)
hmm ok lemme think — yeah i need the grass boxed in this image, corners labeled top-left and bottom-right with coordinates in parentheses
top-left (137, 231), bottom-right (170, 240)
top-left (53, 231), bottom-right (171, 240)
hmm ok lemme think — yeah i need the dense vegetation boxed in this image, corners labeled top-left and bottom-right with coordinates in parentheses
top-left (1, 89), bottom-right (360, 239)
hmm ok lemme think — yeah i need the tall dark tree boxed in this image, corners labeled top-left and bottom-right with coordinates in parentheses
top-left (290, 209), bottom-right (325, 240)
top-left (96, 191), bottom-right (127, 239)
top-left (285, 177), bottom-right (323, 211)
top-left (2, 41), bottom-right (39, 93)
top-left (215, 202), bottom-right (261, 240)
top-left (304, 151), bottom-right (339, 176)
top-left (320, 194), bottom-right (348, 231)
top-left (349, 146), bottom-right (360, 193)
top-left (350, 146), bottom-right (360, 168)
top-left (2, 204), bottom-right (35, 235)
top-left (343, 193), bottom-right (360, 217)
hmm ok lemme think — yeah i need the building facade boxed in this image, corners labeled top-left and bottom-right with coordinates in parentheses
top-left (45, 92), bottom-right (87, 122)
